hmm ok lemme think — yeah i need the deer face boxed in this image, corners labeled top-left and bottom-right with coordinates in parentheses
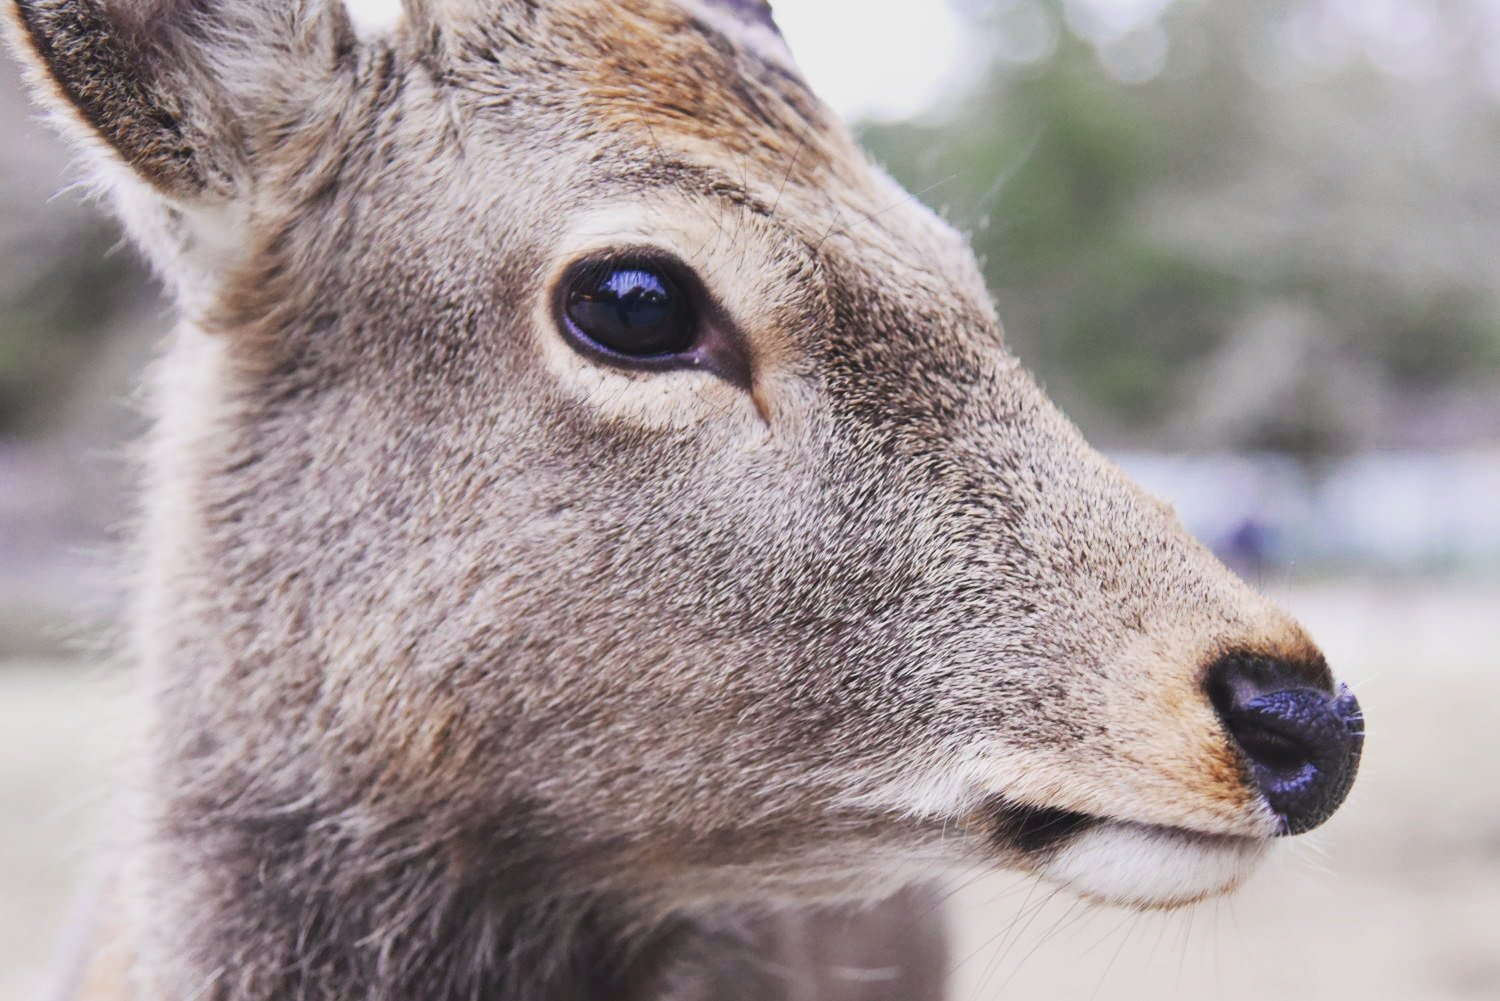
top-left (8, 0), bottom-right (1362, 912)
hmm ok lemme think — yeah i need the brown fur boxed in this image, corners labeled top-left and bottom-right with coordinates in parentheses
top-left (6, 1), bottom-right (1353, 999)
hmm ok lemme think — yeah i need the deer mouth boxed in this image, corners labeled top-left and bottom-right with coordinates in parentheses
top-left (991, 804), bottom-right (1267, 909)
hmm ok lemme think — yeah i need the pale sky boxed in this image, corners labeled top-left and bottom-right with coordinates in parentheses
top-left (772, 0), bottom-right (978, 120)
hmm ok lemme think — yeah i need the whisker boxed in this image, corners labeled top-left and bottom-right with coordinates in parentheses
top-left (989, 895), bottom-right (1095, 998)
top-left (770, 134), bottom-right (808, 218)
top-left (1087, 911), bottom-right (1140, 1001)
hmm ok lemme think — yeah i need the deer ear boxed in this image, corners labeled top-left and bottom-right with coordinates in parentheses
top-left (702, 0), bottom-right (780, 32)
top-left (6, 0), bottom-right (356, 199)
top-left (687, 0), bottom-right (797, 72)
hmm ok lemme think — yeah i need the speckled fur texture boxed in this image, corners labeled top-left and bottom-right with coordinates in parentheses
top-left (9, 1), bottom-right (1342, 999)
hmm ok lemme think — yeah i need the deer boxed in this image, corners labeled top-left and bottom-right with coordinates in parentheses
top-left (6, 1), bottom-right (1364, 999)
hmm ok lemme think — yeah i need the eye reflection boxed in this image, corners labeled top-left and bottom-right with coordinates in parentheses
top-left (562, 264), bottom-right (696, 357)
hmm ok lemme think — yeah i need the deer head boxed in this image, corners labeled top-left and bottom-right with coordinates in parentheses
top-left (8, 0), bottom-right (1362, 996)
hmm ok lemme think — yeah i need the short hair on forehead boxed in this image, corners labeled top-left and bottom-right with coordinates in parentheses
top-left (614, 158), bottom-right (780, 218)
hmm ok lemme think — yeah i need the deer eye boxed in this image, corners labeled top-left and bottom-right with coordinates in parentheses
top-left (560, 261), bottom-right (696, 359)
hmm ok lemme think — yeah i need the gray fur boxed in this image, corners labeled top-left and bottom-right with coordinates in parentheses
top-left (6, 1), bottom-right (1345, 999)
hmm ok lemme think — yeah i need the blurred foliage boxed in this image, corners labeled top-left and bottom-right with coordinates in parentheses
top-left (1377, 287), bottom-right (1500, 389)
top-left (864, 29), bottom-right (1238, 425)
top-left (0, 224), bottom-right (144, 433)
top-left (861, 0), bottom-right (1500, 453)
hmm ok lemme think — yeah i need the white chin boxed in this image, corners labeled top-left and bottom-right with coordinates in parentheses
top-left (1034, 821), bottom-right (1270, 909)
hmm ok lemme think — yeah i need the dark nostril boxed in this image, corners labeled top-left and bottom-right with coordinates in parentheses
top-left (1206, 654), bottom-right (1364, 836)
top-left (1226, 715), bottom-right (1314, 773)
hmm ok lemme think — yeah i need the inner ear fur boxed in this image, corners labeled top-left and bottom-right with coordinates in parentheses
top-left (6, 0), bottom-right (357, 198)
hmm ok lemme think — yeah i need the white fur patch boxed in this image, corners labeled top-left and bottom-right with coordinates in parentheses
top-left (342, 0), bottom-right (405, 39)
top-left (171, 201), bottom-right (253, 310)
top-left (1037, 822), bottom-right (1268, 908)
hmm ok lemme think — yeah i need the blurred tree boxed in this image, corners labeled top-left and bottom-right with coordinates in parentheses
top-left (0, 224), bottom-right (146, 434)
top-left (861, 0), bottom-right (1500, 454)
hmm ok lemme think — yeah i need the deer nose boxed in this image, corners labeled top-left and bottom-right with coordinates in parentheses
top-left (1206, 655), bottom-right (1364, 836)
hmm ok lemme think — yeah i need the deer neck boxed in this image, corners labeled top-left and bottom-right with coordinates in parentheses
top-left (139, 790), bottom-right (702, 1001)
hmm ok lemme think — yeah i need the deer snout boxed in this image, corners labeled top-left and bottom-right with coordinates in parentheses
top-left (1206, 655), bottom-right (1365, 836)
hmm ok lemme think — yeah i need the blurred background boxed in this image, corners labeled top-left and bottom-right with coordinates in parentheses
top-left (2, 0), bottom-right (1497, 998)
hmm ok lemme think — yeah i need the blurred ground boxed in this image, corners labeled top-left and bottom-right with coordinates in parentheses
top-left (2, 578), bottom-right (1496, 1001)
